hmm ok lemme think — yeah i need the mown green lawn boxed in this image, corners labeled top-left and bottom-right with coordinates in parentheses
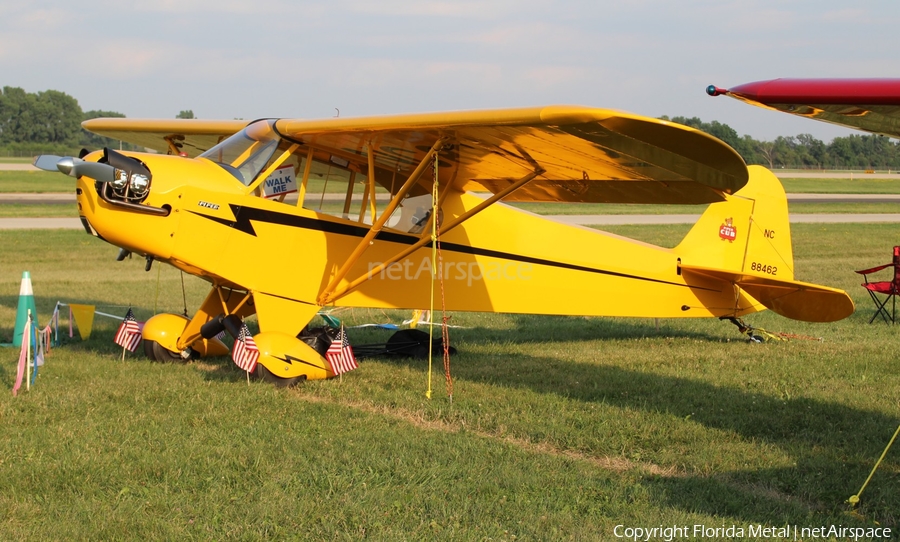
top-left (0, 171), bottom-right (74, 193)
top-left (0, 225), bottom-right (898, 540)
top-left (780, 178), bottom-right (900, 193)
top-left (2, 170), bottom-right (900, 195)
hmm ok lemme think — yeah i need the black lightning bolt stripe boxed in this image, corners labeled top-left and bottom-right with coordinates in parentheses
top-left (188, 205), bottom-right (716, 291)
top-left (274, 353), bottom-right (327, 371)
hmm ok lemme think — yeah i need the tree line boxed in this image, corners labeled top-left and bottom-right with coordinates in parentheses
top-left (661, 116), bottom-right (900, 170)
top-left (3, 86), bottom-right (900, 168)
top-left (0, 86), bottom-right (195, 155)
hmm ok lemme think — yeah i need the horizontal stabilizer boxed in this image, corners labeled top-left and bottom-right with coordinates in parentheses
top-left (681, 264), bottom-right (854, 323)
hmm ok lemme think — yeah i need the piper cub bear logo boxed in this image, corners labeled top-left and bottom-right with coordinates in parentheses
top-left (718, 217), bottom-right (736, 242)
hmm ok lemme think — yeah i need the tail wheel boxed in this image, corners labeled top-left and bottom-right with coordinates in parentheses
top-left (144, 340), bottom-right (189, 362)
top-left (255, 363), bottom-right (307, 388)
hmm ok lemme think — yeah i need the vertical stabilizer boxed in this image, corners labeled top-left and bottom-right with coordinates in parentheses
top-left (675, 166), bottom-right (852, 322)
top-left (676, 165), bottom-right (795, 281)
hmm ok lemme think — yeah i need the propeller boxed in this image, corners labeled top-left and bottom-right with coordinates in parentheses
top-left (33, 154), bottom-right (117, 182)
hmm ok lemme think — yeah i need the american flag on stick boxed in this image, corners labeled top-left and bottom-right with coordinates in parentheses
top-left (232, 322), bottom-right (259, 373)
top-left (114, 308), bottom-right (143, 352)
top-left (326, 325), bottom-right (358, 375)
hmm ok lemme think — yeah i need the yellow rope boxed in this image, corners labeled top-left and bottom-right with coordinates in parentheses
top-left (848, 424), bottom-right (900, 507)
top-left (426, 153), bottom-right (438, 400)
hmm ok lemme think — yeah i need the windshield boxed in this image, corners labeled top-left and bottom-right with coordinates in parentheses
top-left (200, 119), bottom-right (281, 185)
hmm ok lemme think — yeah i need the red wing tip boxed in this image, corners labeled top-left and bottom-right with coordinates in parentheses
top-left (706, 85), bottom-right (728, 97)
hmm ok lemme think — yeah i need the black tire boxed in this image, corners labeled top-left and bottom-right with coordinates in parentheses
top-left (386, 329), bottom-right (454, 359)
top-left (255, 363), bottom-right (306, 388)
top-left (143, 340), bottom-right (184, 362)
top-left (386, 329), bottom-right (430, 358)
top-left (298, 326), bottom-right (333, 356)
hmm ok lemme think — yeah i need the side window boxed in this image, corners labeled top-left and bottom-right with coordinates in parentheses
top-left (300, 153), bottom-right (395, 226)
top-left (303, 156), bottom-right (359, 218)
top-left (257, 145), bottom-right (431, 234)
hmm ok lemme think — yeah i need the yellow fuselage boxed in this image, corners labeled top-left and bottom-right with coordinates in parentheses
top-left (76, 152), bottom-right (748, 330)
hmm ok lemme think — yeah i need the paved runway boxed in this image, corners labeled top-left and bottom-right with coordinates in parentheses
top-left (0, 218), bottom-right (85, 229)
top-left (0, 163), bottom-right (42, 171)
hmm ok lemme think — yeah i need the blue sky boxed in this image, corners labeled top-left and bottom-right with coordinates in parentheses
top-left (2, 1), bottom-right (898, 141)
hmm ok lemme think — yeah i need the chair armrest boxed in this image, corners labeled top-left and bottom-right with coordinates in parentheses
top-left (856, 263), bottom-right (893, 275)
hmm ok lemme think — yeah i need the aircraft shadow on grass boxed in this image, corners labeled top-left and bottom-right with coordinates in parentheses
top-left (487, 313), bottom-right (738, 343)
top-left (378, 344), bottom-right (898, 525)
top-left (191, 311), bottom-right (897, 524)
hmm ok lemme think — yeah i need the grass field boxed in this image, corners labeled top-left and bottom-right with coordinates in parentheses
top-left (0, 171), bottom-right (74, 193)
top-left (0, 157), bottom-right (36, 163)
top-left (3, 170), bottom-right (900, 195)
top-left (1, 225), bottom-right (898, 540)
top-left (780, 178), bottom-right (900, 194)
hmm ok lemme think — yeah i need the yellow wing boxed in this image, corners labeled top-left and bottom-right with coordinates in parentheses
top-left (84, 106), bottom-right (748, 204)
top-left (82, 118), bottom-right (249, 158)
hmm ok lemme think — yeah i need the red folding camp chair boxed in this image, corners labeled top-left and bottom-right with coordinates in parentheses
top-left (856, 246), bottom-right (900, 324)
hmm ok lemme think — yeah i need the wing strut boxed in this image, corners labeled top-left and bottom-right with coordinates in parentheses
top-left (317, 137), bottom-right (450, 304)
top-left (318, 163), bottom-right (546, 305)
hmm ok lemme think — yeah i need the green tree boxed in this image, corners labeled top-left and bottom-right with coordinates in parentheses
top-left (656, 115), bottom-right (900, 169)
top-left (0, 86), bottom-right (31, 144)
top-left (0, 86), bottom-right (82, 147)
top-left (795, 134), bottom-right (826, 167)
top-left (0, 87), bottom-right (82, 145)
top-left (757, 141), bottom-right (775, 169)
top-left (664, 115), bottom-right (760, 163)
top-left (176, 110), bottom-right (194, 119)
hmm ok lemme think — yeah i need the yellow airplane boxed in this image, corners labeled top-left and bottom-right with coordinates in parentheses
top-left (34, 106), bottom-right (854, 384)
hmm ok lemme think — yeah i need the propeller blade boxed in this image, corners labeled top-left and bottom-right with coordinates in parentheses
top-left (33, 155), bottom-right (64, 171)
top-left (73, 160), bottom-right (117, 182)
top-left (55, 157), bottom-right (117, 182)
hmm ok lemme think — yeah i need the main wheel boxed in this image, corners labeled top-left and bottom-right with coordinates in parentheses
top-left (386, 329), bottom-right (455, 359)
top-left (298, 326), bottom-right (333, 356)
top-left (255, 363), bottom-right (307, 388)
top-left (144, 340), bottom-right (185, 362)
